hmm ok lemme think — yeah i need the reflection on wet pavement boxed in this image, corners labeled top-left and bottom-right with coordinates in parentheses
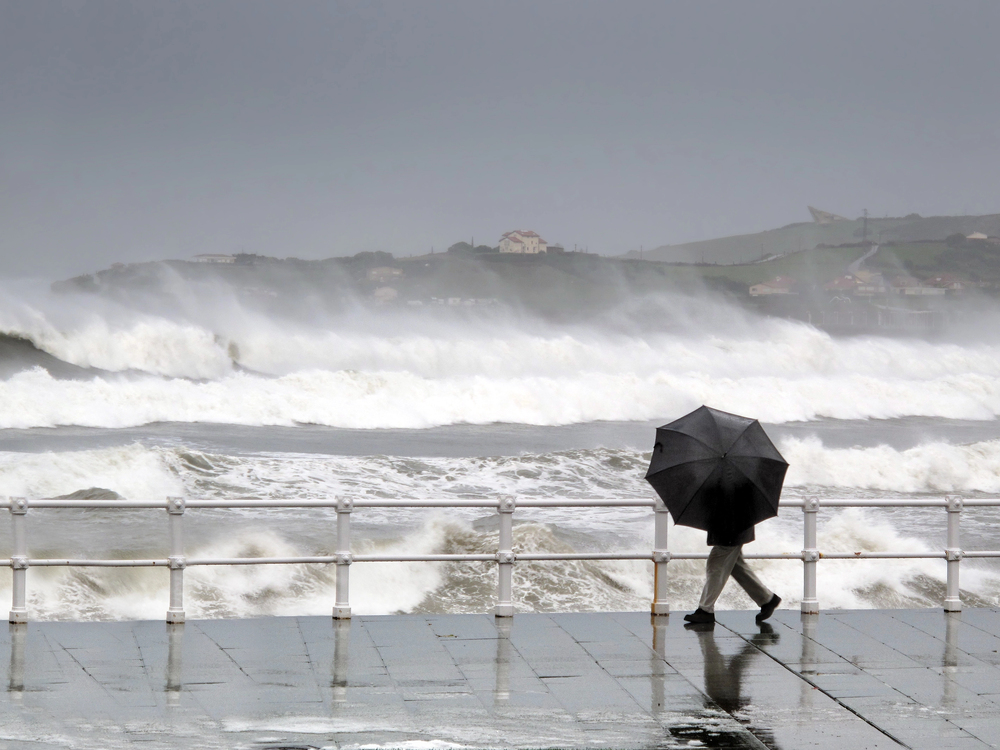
top-left (2, 610), bottom-right (999, 748)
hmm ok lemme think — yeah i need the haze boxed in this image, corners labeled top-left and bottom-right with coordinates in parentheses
top-left (2, 0), bottom-right (999, 279)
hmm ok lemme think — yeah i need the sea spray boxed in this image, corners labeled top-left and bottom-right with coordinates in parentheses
top-left (6, 283), bottom-right (1000, 427)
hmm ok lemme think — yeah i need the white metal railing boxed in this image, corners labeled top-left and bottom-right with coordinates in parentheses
top-left (3, 494), bottom-right (1000, 623)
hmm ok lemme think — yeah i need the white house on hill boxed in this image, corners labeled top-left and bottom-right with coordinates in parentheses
top-left (499, 230), bottom-right (547, 254)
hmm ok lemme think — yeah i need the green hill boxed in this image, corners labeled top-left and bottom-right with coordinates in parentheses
top-left (636, 211), bottom-right (1000, 265)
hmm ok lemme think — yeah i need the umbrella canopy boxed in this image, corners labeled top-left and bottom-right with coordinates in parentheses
top-left (645, 406), bottom-right (788, 544)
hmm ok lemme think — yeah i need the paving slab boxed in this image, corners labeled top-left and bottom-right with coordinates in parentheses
top-left (0, 611), bottom-right (999, 748)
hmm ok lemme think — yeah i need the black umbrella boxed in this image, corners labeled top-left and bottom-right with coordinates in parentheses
top-left (645, 406), bottom-right (788, 544)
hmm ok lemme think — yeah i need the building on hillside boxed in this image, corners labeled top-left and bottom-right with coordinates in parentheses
top-left (925, 273), bottom-right (966, 292)
top-left (854, 271), bottom-right (887, 296)
top-left (823, 275), bottom-right (858, 293)
top-left (890, 275), bottom-right (946, 296)
top-left (499, 230), bottom-right (548, 254)
top-left (967, 232), bottom-right (989, 240)
top-left (749, 276), bottom-right (796, 296)
top-left (367, 266), bottom-right (403, 283)
top-left (193, 254), bottom-right (236, 264)
top-left (890, 275), bottom-right (920, 293)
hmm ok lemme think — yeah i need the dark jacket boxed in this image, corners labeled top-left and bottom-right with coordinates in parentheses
top-left (707, 525), bottom-right (755, 547)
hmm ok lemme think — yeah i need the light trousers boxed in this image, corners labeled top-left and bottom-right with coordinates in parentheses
top-left (697, 545), bottom-right (773, 614)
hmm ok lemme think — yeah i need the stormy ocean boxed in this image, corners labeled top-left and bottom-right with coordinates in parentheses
top-left (2, 276), bottom-right (1000, 622)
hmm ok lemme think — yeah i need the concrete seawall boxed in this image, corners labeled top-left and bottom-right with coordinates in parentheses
top-left (1, 609), bottom-right (998, 749)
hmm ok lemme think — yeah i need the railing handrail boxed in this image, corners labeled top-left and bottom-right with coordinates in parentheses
top-left (16, 497), bottom-right (656, 509)
top-left (3, 493), bottom-right (998, 623)
top-left (14, 496), bottom-right (1000, 510)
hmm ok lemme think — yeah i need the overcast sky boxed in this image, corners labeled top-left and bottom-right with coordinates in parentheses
top-left (2, 1), bottom-right (999, 278)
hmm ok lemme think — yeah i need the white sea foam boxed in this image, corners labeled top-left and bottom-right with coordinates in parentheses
top-left (782, 436), bottom-right (1000, 493)
top-left (0, 443), bottom-right (183, 499)
top-left (5, 283), bottom-right (1000, 428)
top-left (4, 358), bottom-right (1000, 430)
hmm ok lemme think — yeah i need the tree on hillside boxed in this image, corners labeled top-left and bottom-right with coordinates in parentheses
top-left (447, 242), bottom-right (498, 255)
top-left (946, 233), bottom-right (967, 248)
top-left (350, 251), bottom-right (395, 266)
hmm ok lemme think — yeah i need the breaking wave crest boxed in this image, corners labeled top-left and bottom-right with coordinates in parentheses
top-left (5, 282), bottom-right (1000, 428)
top-left (4, 338), bottom-right (1000, 429)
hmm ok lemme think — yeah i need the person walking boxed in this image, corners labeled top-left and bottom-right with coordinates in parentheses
top-left (683, 523), bottom-right (780, 625)
top-left (644, 405), bottom-right (788, 627)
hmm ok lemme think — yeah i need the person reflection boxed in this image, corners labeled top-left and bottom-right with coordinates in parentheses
top-left (687, 622), bottom-right (781, 747)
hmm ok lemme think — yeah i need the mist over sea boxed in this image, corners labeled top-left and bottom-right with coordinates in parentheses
top-left (2, 276), bottom-right (1000, 621)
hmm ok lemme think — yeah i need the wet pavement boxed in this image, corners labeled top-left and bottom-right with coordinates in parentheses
top-left (0, 610), bottom-right (998, 749)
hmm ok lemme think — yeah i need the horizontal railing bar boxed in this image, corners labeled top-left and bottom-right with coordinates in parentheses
top-left (819, 552), bottom-right (944, 559)
top-left (819, 500), bottom-right (948, 507)
top-left (186, 555), bottom-right (500, 565)
top-left (353, 554), bottom-right (496, 562)
top-left (669, 553), bottom-right (806, 560)
top-left (960, 551), bottom-right (1000, 558)
top-left (192, 499), bottom-right (499, 509)
top-left (27, 500), bottom-right (169, 509)
top-left (515, 499), bottom-right (656, 508)
top-left (17, 497), bottom-right (1000, 511)
top-left (23, 498), bottom-right (656, 510)
top-left (518, 552), bottom-right (651, 560)
top-left (26, 559), bottom-right (168, 567)
top-left (188, 556), bottom-right (336, 565)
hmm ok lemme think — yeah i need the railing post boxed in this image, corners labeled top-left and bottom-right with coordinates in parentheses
top-left (166, 496), bottom-right (186, 624)
top-left (8, 497), bottom-right (28, 624)
top-left (944, 495), bottom-right (963, 612)
top-left (651, 500), bottom-right (670, 615)
top-left (495, 496), bottom-right (515, 618)
top-left (333, 497), bottom-right (353, 620)
top-left (801, 496), bottom-right (820, 615)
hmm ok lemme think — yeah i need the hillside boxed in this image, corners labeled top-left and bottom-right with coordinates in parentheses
top-left (52, 236), bottom-right (1000, 332)
top-left (636, 212), bottom-right (1000, 265)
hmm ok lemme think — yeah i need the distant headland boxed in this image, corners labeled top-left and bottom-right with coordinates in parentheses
top-left (53, 213), bottom-right (1000, 333)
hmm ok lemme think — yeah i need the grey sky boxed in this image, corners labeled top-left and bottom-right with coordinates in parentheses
top-left (2, 0), bottom-right (999, 278)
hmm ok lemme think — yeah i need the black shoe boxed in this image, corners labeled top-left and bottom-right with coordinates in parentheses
top-left (756, 594), bottom-right (781, 623)
top-left (683, 608), bottom-right (715, 624)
